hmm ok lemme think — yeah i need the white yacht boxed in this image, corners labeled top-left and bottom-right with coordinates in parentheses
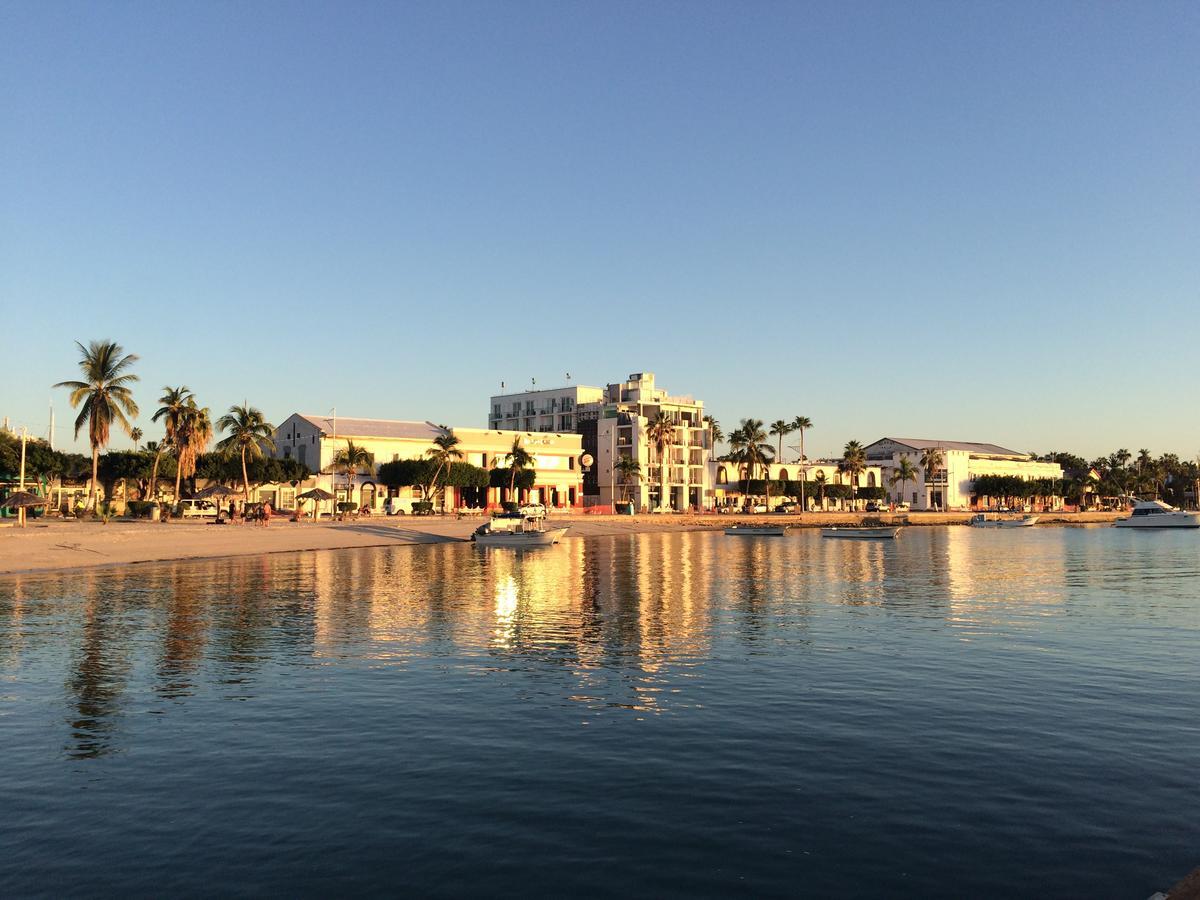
top-left (471, 515), bottom-right (568, 546)
top-left (1113, 500), bottom-right (1200, 529)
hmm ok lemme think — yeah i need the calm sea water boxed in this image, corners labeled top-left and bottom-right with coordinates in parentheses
top-left (2, 527), bottom-right (1198, 898)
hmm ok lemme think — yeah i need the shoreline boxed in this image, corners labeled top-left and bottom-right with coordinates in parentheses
top-left (0, 511), bottom-right (1124, 578)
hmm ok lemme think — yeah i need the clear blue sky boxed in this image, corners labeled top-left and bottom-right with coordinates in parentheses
top-left (2, 1), bottom-right (1197, 460)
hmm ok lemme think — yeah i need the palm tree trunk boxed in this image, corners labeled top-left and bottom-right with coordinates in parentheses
top-left (241, 447), bottom-right (250, 503)
top-left (174, 451), bottom-right (183, 506)
top-left (90, 446), bottom-right (99, 510)
top-left (149, 447), bottom-right (163, 502)
top-left (799, 430), bottom-right (806, 512)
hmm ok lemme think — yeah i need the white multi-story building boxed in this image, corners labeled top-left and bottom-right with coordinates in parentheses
top-left (273, 413), bottom-right (584, 515)
top-left (489, 372), bottom-right (713, 511)
top-left (488, 385), bottom-right (604, 433)
top-left (864, 438), bottom-right (1064, 511)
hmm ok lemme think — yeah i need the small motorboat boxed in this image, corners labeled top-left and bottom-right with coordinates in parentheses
top-left (471, 515), bottom-right (568, 547)
top-left (1113, 500), bottom-right (1200, 529)
top-left (725, 525), bottom-right (786, 536)
top-left (821, 526), bottom-right (901, 540)
top-left (969, 513), bottom-right (1040, 528)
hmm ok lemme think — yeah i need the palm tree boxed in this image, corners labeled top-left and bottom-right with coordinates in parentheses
top-left (216, 405), bottom-right (277, 503)
top-left (891, 456), bottom-right (918, 506)
top-left (791, 416), bottom-right (812, 510)
top-left (150, 386), bottom-right (193, 502)
top-left (920, 446), bottom-right (945, 510)
top-left (130, 427), bottom-right (143, 450)
top-left (424, 426), bottom-right (463, 510)
top-left (504, 437), bottom-right (534, 503)
top-left (814, 470), bottom-right (827, 509)
top-left (647, 413), bottom-right (677, 510)
top-left (332, 440), bottom-right (375, 510)
top-left (54, 340), bottom-right (140, 510)
top-left (769, 419), bottom-right (793, 461)
top-left (177, 404), bottom-right (212, 498)
top-left (841, 440), bottom-right (866, 509)
top-left (614, 455), bottom-right (642, 504)
top-left (737, 418), bottom-right (775, 508)
top-left (704, 415), bottom-right (723, 448)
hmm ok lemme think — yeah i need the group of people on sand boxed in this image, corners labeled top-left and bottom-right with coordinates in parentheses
top-left (219, 500), bottom-right (273, 526)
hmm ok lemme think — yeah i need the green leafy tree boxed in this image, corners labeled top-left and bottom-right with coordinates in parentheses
top-left (769, 419), bottom-right (793, 461)
top-left (53, 340), bottom-right (140, 509)
top-left (216, 405), bottom-right (276, 503)
top-left (331, 440), bottom-right (375, 507)
top-left (425, 427), bottom-right (464, 510)
top-left (646, 413), bottom-right (677, 510)
top-left (890, 456), bottom-right (918, 505)
top-left (614, 455), bottom-right (642, 504)
top-left (504, 437), bottom-right (535, 502)
top-left (791, 415), bottom-right (812, 510)
top-left (150, 386), bottom-right (192, 501)
top-left (840, 440), bottom-right (867, 508)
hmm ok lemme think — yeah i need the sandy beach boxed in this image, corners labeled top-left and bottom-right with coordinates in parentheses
top-left (0, 510), bottom-right (1124, 576)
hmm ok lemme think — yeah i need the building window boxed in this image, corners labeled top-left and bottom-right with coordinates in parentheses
top-left (867, 472), bottom-right (876, 487)
top-left (778, 469), bottom-right (788, 481)
top-left (717, 466), bottom-right (728, 484)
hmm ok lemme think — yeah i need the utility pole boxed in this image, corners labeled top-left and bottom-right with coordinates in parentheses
top-left (18, 426), bottom-right (27, 528)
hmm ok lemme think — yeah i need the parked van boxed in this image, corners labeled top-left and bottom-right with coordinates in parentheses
top-left (178, 499), bottom-right (218, 518)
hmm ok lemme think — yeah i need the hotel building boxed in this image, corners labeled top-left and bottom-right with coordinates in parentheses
top-left (710, 459), bottom-right (885, 510)
top-left (489, 372), bottom-right (713, 511)
top-left (864, 438), bottom-right (1064, 511)
top-left (272, 413), bottom-right (584, 514)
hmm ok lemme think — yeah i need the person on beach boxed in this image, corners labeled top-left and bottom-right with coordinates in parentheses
top-left (263, 502), bottom-right (272, 528)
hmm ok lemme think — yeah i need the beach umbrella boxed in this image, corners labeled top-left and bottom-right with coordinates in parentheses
top-left (297, 487), bottom-right (335, 521)
top-left (194, 483), bottom-right (238, 500)
top-left (2, 491), bottom-right (48, 528)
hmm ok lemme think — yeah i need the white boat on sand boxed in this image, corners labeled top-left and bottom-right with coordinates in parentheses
top-left (821, 526), bottom-right (901, 540)
top-left (1113, 500), bottom-right (1200, 529)
top-left (969, 513), bottom-right (1040, 528)
top-left (472, 515), bottom-right (568, 547)
top-left (725, 525), bottom-right (786, 536)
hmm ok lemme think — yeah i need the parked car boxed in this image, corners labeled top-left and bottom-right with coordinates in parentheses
top-left (896, 502), bottom-right (911, 512)
top-left (518, 503), bottom-right (547, 518)
top-left (775, 502), bottom-right (798, 514)
top-left (178, 499), bottom-right (218, 518)
top-left (865, 502), bottom-right (886, 513)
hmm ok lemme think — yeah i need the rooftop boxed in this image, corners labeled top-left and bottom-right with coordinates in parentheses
top-left (294, 414), bottom-right (577, 442)
top-left (869, 437), bottom-right (1029, 458)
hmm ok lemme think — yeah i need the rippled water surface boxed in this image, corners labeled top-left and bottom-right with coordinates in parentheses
top-left (2, 528), bottom-right (1199, 897)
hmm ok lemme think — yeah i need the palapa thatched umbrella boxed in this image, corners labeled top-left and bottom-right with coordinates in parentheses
top-left (2, 491), bottom-right (48, 528)
top-left (193, 483), bottom-right (239, 519)
top-left (297, 487), bottom-right (335, 522)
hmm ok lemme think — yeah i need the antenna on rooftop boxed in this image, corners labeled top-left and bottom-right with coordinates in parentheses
top-left (531, 377), bottom-right (536, 388)
top-left (566, 372), bottom-right (571, 382)
top-left (501, 381), bottom-right (505, 391)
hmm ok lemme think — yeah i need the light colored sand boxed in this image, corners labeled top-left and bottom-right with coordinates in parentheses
top-left (0, 510), bottom-right (1123, 576)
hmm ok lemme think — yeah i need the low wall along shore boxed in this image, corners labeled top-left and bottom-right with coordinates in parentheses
top-left (0, 510), bottom-right (1125, 577)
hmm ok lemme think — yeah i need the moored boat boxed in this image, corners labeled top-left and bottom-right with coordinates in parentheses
top-left (472, 515), bottom-right (568, 546)
top-left (821, 526), bottom-right (901, 540)
top-left (1113, 500), bottom-right (1200, 529)
top-left (725, 525), bottom-right (786, 536)
top-left (969, 513), bottom-right (1040, 528)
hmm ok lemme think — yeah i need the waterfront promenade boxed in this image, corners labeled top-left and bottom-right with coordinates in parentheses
top-left (0, 511), bottom-right (1122, 576)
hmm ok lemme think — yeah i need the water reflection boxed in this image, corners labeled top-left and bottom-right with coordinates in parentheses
top-left (3, 528), bottom-right (1199, 759)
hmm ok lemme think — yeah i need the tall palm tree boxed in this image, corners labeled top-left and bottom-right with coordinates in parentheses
top-left (814, 470), bottom-right (827, 509)
top-left (332, 440), bottom-right (375, 509)
top-left (424, 426), bottom-right (463, 510)
top-left (791, 415), bottom-right (813, 510)
top-left (614, 455), bottom-right (642, 504)
top-left (216, 405), bottom-right (277, 503)
top-left (54, 340), bottom-right (140, 510)
top-left (177, 404), bottom-right (212, 498)
top-left (647, 413), bottom-right (677, 510)
top-left (920, 446), bottom-right (945, 510)
top-left (504, 437), bottom-right (534, 502)
top-left (769, 419), bottom-right (793, 461)
top-left (704, 415), bottom-right (723, 448)
top-left (130, 427), bottom-right (143, 450)
top-left (841, 440), bottom-right (867, 509)
top-left (150, 386), bottom-right (193, 502)
top-left (891, 456), bottom-right (918, 506)
top-left (737, 418), bottom-right (775, 508)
